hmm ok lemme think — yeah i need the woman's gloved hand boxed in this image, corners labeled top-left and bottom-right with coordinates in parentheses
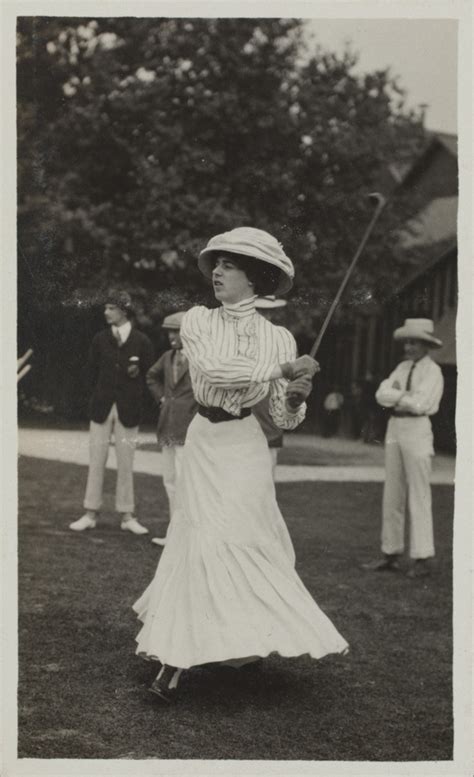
top-left (285, 373), bottom-right (314, 410)
top-left (281, 355), bottom-right (320, 380)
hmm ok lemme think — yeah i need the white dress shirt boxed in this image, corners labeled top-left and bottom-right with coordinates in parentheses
top-left (180, 297), bottom-right (305, 429)
top-left (112, 320), bottom-right (132, 344)
top-left (375, 355), bottom-right (444, 416)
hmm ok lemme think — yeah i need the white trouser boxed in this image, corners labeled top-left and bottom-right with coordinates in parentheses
top-left (161, 444), bottom-right (184, 516)
top-left (83, 404), bottom-right (138, 514)
top-left (381, 416), bottom-right (435, 559)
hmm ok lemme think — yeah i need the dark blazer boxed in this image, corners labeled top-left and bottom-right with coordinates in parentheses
top-left (88, 327), bottom-right (155, 428)
top-left (146, 350), bottom-right (198, 446)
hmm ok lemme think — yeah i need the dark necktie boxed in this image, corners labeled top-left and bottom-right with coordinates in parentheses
top-left (406, 362), bottom-right (415, 391)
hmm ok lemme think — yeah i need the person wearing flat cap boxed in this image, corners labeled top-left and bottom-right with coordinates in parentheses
top-left (362, 319), bottom-right (444, 579)
top-left (70, 290), bottom-right (154, 536)
top-left (252, 295), bottom-right (288, 474)
top-left (133, 227), bottom-right (348, 702)
top-left (146, 312), bottom-right (198, 546)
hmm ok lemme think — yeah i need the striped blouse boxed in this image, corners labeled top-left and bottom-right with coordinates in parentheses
top-left (180, 297), bottom-right (305, 430)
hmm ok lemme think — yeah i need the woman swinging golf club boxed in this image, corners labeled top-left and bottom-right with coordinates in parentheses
top-left (133, 227), bottom-right (348, 701)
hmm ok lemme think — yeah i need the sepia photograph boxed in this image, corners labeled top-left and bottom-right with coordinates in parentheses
top-left (3, 1), bottom-right (472, 774)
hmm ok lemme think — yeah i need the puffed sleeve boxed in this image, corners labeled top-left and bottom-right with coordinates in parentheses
top-left (268, 326), bottom-right (306, 430)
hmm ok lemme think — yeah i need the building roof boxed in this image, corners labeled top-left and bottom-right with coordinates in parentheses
top-left (357, 243), bottom-right (457, 317)
top-left (431, 131), bottom-right (458, 157)
top-left (399, 195), bottom-right (458, 248)
top-left (401, 132), bottom-right (458, 191)
top-left (393, 242), bottom-right (457, 296)
top-left (389, 131), bottom-right (458, 189)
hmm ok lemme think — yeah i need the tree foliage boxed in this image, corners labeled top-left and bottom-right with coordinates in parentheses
top-left (18, 16), bottom-right (426, 335)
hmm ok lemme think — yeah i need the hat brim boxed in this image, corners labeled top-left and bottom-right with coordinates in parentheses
top-left (393, 327), bottom-right (443, 348)
top-left (255, 298), bottom-right (288, 309)
top-left (198, 248), bottom-right (293, 296)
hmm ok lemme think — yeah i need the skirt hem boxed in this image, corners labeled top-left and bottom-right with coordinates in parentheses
top-left (135, 644), bottom-right (349, 670)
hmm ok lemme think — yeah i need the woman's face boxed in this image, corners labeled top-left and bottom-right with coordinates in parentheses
top-left (211, 255), bottom-right (253, 304)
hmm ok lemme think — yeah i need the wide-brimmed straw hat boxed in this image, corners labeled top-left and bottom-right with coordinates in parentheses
top-left (198, 227), bottom-right (294, 295)
top-left (254, 295), bottom-right (288, 310)
top-left (162, 311), bottom-right (186, 330)
top-left (393, 318), bottom-right (442, 348)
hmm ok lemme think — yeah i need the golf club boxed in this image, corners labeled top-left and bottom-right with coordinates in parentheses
top-left (309, 192), bottom-right (387, 359)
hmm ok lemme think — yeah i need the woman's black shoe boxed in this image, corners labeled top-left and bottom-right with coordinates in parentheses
top-left (149, 665), bottom-right (180, 703)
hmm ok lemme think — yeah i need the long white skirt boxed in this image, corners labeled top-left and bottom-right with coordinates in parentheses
top-left (134, 413), bottom-right (348, 669)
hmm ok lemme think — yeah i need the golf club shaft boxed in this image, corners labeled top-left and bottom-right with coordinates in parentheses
top-left (309, 195), bottom-right (386, 359)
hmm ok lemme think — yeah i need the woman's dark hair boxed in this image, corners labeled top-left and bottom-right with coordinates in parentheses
top-left (217, 252), bottom-right (280, 295)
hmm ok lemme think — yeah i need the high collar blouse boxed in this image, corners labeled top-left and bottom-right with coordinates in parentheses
top-left (180, 297), bottom-right (305, 429)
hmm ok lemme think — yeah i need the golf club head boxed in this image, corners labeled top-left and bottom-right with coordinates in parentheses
top-left (368, 192), bottom-right (387, 209)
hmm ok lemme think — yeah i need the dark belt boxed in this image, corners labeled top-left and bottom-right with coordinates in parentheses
top-left (197, 404), bottom-right (251, 424)
top-left (390, 411), bottom-right (427, 418)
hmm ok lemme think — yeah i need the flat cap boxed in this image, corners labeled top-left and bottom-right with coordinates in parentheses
top-left (162, 311), bottom-right (186, 330)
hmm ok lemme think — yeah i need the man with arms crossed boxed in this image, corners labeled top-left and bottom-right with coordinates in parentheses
top-left (363, 318), bottom-right (444, 578)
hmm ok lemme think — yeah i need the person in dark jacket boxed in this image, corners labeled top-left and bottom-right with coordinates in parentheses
top-left (70, 290), bottom-right (154, 535)
top-left (146, 311), bottom-right (198, 545)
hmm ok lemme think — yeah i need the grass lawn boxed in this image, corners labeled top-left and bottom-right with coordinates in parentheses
top-left (17, 456), bottom-right (453, 761)
top-left (137, 441), bottom-right (384, 467)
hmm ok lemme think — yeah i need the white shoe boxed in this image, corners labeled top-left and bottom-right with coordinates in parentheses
top-left (70, 514), bottom-right (97, 531)
top-left (120, 517), bottom-right (149, 535)
top-left (151, 537), bottom-right (167, 546)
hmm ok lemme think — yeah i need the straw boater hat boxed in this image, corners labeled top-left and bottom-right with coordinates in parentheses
top-left (254, 295), bottom-right (288, 310)
top-left (162, 311), bottom-right (185, 330)
top-left (198, 227), bottom-right (294, 295)
top-left (393, 318), bottom-right (443, 348)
